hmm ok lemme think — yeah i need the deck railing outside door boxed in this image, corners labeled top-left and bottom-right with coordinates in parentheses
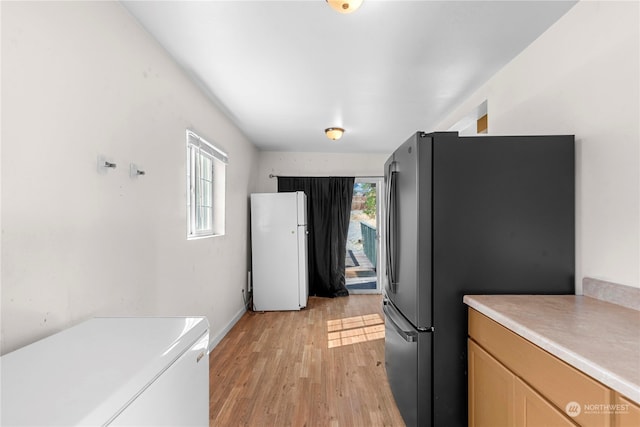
top-left (360, 222), bottom-right (377, 268)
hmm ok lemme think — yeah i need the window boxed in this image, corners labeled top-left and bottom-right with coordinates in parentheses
top-left (186, 130), bottom-right (227, 239)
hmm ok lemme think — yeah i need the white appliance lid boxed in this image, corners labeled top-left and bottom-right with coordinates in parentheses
top-left (1, 316), bottom-right (209, 426)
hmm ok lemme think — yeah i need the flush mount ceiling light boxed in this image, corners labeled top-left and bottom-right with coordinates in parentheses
top-left (325, 127), bottom-right (345, 141)
top-left (326, 0), bottom-right (363, 14)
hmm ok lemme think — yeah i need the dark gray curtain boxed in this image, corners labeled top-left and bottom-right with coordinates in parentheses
top-left (278, 177), bottom-right (354, 298)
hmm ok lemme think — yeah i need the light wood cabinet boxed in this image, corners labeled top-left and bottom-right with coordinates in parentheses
top-left (468, 339), bottom-right (515, 427)
top-left (614, 394), bottom-right (640, 427)
top-left (468, 338), bottom-right (577, 427)
top-left (514, 376), bottom-right (577, 427)
top-left (468, 308), bottom-right (639, 427)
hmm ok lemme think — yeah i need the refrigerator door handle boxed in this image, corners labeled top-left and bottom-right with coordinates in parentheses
top-left (385, 168), bottom-right (392, 290)
top-left (386, 162), bottom-right (398, 292)
top-left (383, 302), bottom-right (417, 343)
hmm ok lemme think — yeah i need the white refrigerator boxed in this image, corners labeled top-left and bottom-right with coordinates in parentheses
top-left (1, 317), bottom-right (210, 426)
top-left (251, 191), bottom-right (308, 311)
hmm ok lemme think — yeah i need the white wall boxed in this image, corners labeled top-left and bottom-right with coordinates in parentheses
top-left (1, 2), bottom-right (258, 355)
top-left (256, 151), bottom-right (389, 193)
top-left (436, 1), bottom-right (639, 291)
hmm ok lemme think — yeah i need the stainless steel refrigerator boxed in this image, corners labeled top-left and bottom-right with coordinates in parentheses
top-left (383, 131), bottom-right (575, 427)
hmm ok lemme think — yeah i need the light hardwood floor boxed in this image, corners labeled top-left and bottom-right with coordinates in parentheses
top-left (209, 295), bottom-right (406, 426)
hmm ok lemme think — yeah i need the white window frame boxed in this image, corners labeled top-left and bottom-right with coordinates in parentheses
top-left (186, 130), bottom-right (227, 239)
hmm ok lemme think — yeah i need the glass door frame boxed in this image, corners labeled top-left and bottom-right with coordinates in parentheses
top-left (348, 177), bottom-right (385, 295)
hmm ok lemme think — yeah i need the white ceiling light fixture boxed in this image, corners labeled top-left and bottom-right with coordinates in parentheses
top-left (326, 0), bottom-right (363, 14)
top-left (325, 127), bottom-right (345, 141)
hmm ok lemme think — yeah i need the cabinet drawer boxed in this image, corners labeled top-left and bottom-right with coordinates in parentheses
top-left (469, 309), bottom-right (612, 427)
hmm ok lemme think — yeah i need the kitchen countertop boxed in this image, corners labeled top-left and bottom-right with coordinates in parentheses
top-left (463, 294), bottom-right (640, 404)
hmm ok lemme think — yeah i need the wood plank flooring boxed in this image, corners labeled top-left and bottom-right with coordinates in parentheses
top-left (209, 295), bottom-right (405, 426)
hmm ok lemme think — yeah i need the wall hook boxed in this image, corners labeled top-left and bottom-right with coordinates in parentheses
top-left (97, 155), bottom-right (117, 173)
top-left (130, 163), bottom-right (146, 178)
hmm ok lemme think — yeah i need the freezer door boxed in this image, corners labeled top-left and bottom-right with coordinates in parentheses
top-left (109, 331), bottom-right (209, 426)
top-left (383, 300), bottom-right (432, 427)
top-left (296, 191), bottom-right (307, 225)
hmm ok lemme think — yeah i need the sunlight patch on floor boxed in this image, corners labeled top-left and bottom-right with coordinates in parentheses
top-left (327, 314), bottom-right (385, 348)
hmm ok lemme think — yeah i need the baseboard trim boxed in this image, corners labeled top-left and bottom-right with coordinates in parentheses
top-left (208, 306), bottom-right (246, 353)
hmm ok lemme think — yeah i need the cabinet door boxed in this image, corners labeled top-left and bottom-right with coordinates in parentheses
top-left (614, 394), bottom-right (640, 427)
top-left (468, 339), bottom-right (515, 427)
top-left (514, 377), bottom-right (577, 427)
